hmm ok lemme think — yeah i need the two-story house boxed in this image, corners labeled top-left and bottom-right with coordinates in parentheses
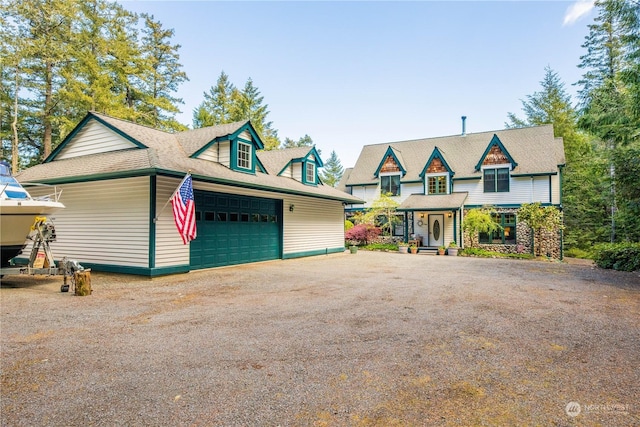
top-left (341, 122), bottom-right (565, 257)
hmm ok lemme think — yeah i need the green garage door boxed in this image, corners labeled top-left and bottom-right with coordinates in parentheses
top-left (190, 191), bottom-right (282, 269)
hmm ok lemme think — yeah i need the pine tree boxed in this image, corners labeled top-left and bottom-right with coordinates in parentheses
top-left (319, 150), bottom-right (344, 187)
top-left (193, 71), bottom-right (235, 128)
top-left (577, 0), bottom-right (640, 242)
top-left (282, 134), bottom-right (314, 148)
top-left (137, 13), bottom-right (189, 131)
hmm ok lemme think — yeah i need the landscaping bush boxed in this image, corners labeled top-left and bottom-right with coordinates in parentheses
top-left (363, 243), bottom-right (398, 252)
top-left (460, 247), bottom-right (534, 260)
top-left (345, 224), bottom-right (381, 246)
top-left (593, 243), bottom-right (640, 272)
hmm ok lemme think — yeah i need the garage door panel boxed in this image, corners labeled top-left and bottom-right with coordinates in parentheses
top-left (191, 191), bottom-right (281, 269)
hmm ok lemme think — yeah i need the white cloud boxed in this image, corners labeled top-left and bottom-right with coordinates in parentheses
top-left (563, 0), bottom-right (595, 26)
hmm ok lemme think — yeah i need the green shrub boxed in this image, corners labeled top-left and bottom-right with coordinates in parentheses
top-left (363, 243), bottom-right (399, 252)
top-left (593, 243), bottom-right (640, 272)
top-left (345, 220), bottom-right (354, 231)
top-left (564, 247), bottom-right (593, 259)
top-left (460, 247), bottom-right (534, 260)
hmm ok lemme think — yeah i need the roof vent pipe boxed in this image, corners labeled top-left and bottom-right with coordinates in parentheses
top-left (461, 116), bottom-right (467, 136)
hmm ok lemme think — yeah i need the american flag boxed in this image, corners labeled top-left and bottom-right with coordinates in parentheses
top-left (170, 174), bottom-right (197, 244)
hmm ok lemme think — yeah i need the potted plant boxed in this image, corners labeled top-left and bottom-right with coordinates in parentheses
top-left (349, 245), bottom-right (358, 254)
top-left (410, 244), bottom-right (418, 254)
top-left (448, 241), bottom-right (458, 256)
top-left (438, 245), bottom-right (446, 255)
top-left (398, 243), bottom-right (409, 254)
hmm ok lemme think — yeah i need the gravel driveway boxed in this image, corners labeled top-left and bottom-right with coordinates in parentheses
top-left (1, 251), bottom-right (639, 426)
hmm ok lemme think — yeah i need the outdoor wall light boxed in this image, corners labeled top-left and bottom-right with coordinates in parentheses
top-left (289, 204), bottom-right (295, 212)
top-left (448, 212), bottom-right (452, 218)
top-left (420, 213), bottom-right (424, 218)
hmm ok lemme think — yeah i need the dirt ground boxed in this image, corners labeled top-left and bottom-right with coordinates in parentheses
top-left (1, 251), bottom-right (639, 426)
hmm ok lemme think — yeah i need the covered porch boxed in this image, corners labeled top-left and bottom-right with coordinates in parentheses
top-left (397, 192), bottom-right (468, 252)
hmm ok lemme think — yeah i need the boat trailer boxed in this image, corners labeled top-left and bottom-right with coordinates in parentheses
top-left (0, 217), bottom-right (86, 292)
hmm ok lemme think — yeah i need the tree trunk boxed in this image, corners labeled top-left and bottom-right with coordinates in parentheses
top-left (75, 271), bottom-right (92, 296)
top-left (11, 66), bottom-right (20, 172)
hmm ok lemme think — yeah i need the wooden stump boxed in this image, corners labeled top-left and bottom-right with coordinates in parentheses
top-left (75, 271), bottom-right (92, 296)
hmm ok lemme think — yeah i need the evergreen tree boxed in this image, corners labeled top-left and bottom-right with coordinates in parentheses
top-left (282, 134), bottom-right (314, 148)
top-left (193, 71), bottom-right (234, 128)
top-left (319, 150), bottom-right (344, 187)
top-left (577, 0), bottom-right (640, 242)
top-left (194, 74), bottom-right (281, 149)
top-left (137, 13), bottom-right (189, 131)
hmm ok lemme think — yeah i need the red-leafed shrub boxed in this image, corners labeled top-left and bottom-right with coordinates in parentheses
top-left (345, 224), bottom-right (381, 245)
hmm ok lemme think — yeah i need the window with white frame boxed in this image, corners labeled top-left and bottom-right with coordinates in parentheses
top-left (305, 162), bottom-right (316, 184)
top-left (237, 141), bottom-right (251, 169)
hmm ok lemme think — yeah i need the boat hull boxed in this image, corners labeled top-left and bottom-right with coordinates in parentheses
top-left (0, 200), bottom-right (65, 267)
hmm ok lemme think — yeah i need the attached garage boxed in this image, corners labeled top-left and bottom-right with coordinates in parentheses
top-left (190, 191), bottom-right (282, 269)
top-left (15, 112), bottom-right (362, 276)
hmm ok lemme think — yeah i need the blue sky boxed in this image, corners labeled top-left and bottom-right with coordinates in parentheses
top-left (123, 1), bottom-right (595, 167)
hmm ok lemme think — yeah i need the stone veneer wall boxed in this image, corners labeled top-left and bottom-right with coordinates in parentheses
top-left (462, 208), bottom-right (563, 259)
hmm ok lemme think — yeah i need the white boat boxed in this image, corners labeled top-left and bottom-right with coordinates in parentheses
top-left (0, 161), bottom-right (65, 267)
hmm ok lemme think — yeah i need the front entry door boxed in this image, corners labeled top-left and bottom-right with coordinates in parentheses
top-left (428, 214), bottom-right (444, 247)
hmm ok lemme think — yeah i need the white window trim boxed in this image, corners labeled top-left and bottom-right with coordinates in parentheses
top-left (425, 172), bottom-right (449, 195)
top-left (237, 141), bottom-right (252, 169)
top-left (305, 162), bottom-right (316, 183)
top-left (379, 172), bottom-right (402, 196)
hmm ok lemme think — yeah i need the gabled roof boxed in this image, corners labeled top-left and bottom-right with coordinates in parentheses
top-left (374, 145), bottom-right (406, 177)
top-left (257, 146), bottom-right (319, 176)
top-left (177, 120), bottom-right (264, 158)
top-left (474, 134), bottom-right (518, 171)
top-left (419, 146), bottom-right (454, 177)
top-left (345, 125), bottom-right (564, 185)
top-left (17, 112), bottom-right (362, 204)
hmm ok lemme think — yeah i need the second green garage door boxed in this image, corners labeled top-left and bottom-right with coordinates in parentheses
top-left (190, 191), bottom-right (282, 269)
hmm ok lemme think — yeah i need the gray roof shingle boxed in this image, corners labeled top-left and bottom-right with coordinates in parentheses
top-left (16, 113), bottom-right (362, 204)
top-left (346, 125), bottom-right (564, 185)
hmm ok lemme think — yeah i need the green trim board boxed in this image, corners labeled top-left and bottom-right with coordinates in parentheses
top-left (474, 134), bottom-right (518, 171)
top-left (452, 176), bottom-right (482, 181)
top-left (149, 175), bottom-right (157, 269)
top-left (463, 203), bottom-right (561, 209)
top-left (10, 258), bottom-right (190, 277)
top-left (45, 113), bottom-right (147, 163)
top-left (283, 247), bottom-right (345, 259)
top-left (374, 146), bottom-right (406, 178)
top-left (511, 172), bottom-right (557, 177)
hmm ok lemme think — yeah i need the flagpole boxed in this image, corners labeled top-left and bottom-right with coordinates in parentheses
top-left (153, 171), bottom-right (191, 223)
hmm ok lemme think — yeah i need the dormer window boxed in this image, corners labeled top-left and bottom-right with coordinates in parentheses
top-left (237, 141), bottom-right (252, 170)
top-left (483, 167), bottom-right (510, 192)
top-left (305, 162), bottom-right (316, 184)
top-left (380, 173), bottom-right (401, 196)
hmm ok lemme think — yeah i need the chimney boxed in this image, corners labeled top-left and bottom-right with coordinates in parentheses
top-left (461, 116), bottom-right (467, 136)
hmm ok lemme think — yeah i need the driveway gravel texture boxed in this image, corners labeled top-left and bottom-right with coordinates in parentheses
top-left (1, 251), bottom-right (639, 427)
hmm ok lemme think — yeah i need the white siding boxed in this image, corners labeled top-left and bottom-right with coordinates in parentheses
top-left (56, 120), bottom-right (138, 160)
top-left (282, 195), bottom-right (345, 255)
top-left (350, 181), bottom-right (423, 209)
top-left (551, 174), bottom-right (560, 204)
top-left (219, 141), bottom-right (231, 167)
top-left (154, 176), bottom-right (190, 267)
top-left (279, 164), bottom-right (293, 178)
top-left (238, 131), bottom-right (251, 141)
top-left (24, 177), bottom-right (150, 267)
top-left (197, 145), bottom-right (218, 162)
top-left (292, 163), bottom-right (303, 181)
top-left (454, 175), bottom-right (553, 206)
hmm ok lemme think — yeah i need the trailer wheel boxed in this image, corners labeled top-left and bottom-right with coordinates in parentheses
top-left (61, 284), bottom-right (69, 292)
